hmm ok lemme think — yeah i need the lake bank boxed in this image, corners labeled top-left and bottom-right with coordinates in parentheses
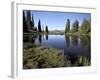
top-left (23, 31), bottom-right (90, 36)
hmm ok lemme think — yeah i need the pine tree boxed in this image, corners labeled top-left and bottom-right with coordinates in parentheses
top-left (23, 11), bottom-right (28, 32)
top-left (80, 19), bottom-right (90, 33)
top-left (72, 20), bottom-right (79, 33)
top-left (26, 10), bottom-right (32, 30)
top-left (45, 25), bottom-right (49, 33)
top-left (65, 19), bottom-right (70, 33)
top-left (38, 19), bottom-right (42, 32)
top-left (32, 14), bottom-right (35, 29)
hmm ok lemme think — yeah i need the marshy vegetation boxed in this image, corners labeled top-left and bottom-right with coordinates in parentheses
top-left (23, 45), bottom-right (90, 69)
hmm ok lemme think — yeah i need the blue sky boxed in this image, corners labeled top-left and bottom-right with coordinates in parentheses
top-left (25, 10), bottom-right (91, 31)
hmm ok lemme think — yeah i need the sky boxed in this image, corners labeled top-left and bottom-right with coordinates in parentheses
top-left (25, 10), bottom-right (91, 31)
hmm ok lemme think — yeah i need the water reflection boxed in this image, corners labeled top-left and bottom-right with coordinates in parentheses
top-left (23, 34), bottom-right (91, 66)
top-left (23, 34), bottom-right (90, 53)
top-left (45, 34), bottom-right (48, 40)
top-left (65, 54), bottom-right (90, 66)
top-left (23, 35), bottom-right (33, 43)
top-left (65, 35), bottom-right (70, 48)
top-left (80, 35), bottom-right (90, 48)
top-left (38, 34), bottom-right (42, 44)
top-left (71, 35), bottom-right (78, 46)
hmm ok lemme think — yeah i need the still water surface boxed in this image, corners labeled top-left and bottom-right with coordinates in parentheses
top-left (23, 34), bottom-right (91, 66)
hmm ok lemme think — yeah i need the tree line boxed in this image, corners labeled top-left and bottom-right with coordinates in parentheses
top-left (65, 18), bottom-right (91, 34)
top-left (23, 10), bottom-right (90, 34)
top-left (23, 11), bottom-right (48, 33)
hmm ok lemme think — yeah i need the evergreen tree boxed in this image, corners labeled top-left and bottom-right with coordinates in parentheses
top-left (80, 19), bottom-right (90, 33)
top-left (26, 10), bottom-right (32, 30)
top-left (72, 20), bottom-right (79, 33)
top-left (38, 19), bottom-right (42, 32)
top-left (65, 19), bottom-right (70, 33)
top-left (23, 11), bottom-right (28, 32)
top-left (45, 25), bottom-right (49, 33)
top-left (32, 14), bottom-right (35, 29)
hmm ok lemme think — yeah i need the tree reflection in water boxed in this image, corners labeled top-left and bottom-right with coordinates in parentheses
top-left (65, 54), bottom-right (90, 66)
top-left (80, 35), bottom-right (90, 48)
top-left (65, 35), bottom-right (70, 48)
top-left (38, 34), bottom-right (42, 44)
top-left (45, 34), bottom-right (48, 40)
top-left (71, 35), bottom-right (78, 46)
top-left (64, 35), bottom-right (90, 66)
top-left (23, 34), bottom-right (91, 68)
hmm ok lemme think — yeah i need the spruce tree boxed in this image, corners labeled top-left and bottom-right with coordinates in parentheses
top-left (72, 20), bottom-right (79, 33)
top-left (23, 11), bottom-right (28, 32)
top-left (45, 25), bottom-right (49, 33)
top-left (38, 19), bottom-right (42, 32)
top-left (32, 14), bottom-right (35, 29)
top-left (26, 10), bottom-right (32, 30)
top-left (81, 19), bottom-right (90, 33)
top-left (65, 19), bottom-right (70, 33)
